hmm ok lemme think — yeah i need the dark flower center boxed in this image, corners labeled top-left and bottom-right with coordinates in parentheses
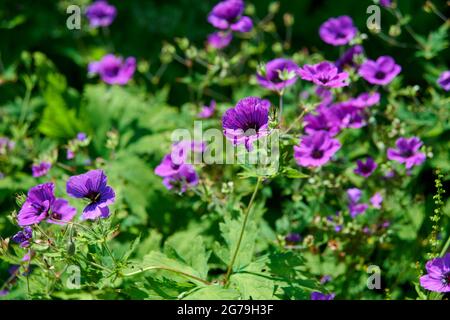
top-left (311, 149), bottom-right (324, 159)
top-left (51, 212), bottom-right (62, 221)
top-left (318, 76), bottom-right (330, 84)
top-left (104, 65), bottom-right (120, 77)
top-left (243, 124), bottom-right (259, 136)
top-left (361, 164), bottom-right (372, 173)
top-left (374, 71), bottom-right (385, 80)
top-left (335, 32), bottom-right (347, 39)
top-left (400, 150), bottom-right (413, 158)
top-left (442, 272), bottom-right (450, 285)
top-left (86, 191), bottom-right (101, 203)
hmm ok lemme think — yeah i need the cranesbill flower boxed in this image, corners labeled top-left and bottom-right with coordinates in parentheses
top-left (298, 62), bottom-right (349, 88)
top-left (285, 233), bottom-right (301, 244)
top-left (85, 0), bottom-right (117, 28)
top-left (222, 97), bottom-right (271, 151)
top-left (370, 192), bottom-right (383, 209)
top-left (387, 137), bottom-right (426, 169)
top-left (67, 149), bottom-right (75, 160)
top-left (311, 292), bottom-right (335, 300)
top-left (319, 16), bottom-right (357, 46)
top-left (0, 137), bottom-right (15, 155)
top-left (162, 164), bottom-right (199, 194)
top-left (294, 131), bottom-right (341, 167)
top-left (32, 162), bottom-right (51, 178)
top-left (359, 56), bottom-right (401, 85)
top-left (18, 183), bottom-right (76, 226)
top-left (11, 227), bottom-right (32, 248)
top-left (197, 100), bottom-right (217, 118)
top-left (330, 102), bottom-right (366, 129)
top-left (379, 0), bottom-right (392, 7)
top-left (66, 169), bottom-right (115, 220)
top-left (354, 157), bottom-right (377, 177)
top-left (350, 92), bottom-right (380, 108)
top-left (256, 58), bottom-right (299, 92)
top-left (207, 32), bottom-right (233, 49)
top-left (304, 105), bottom-right (341, 137)
top-left (88, 54), bottom-right (136, 85)
top-left (335, 45), bottom-right (364, 71)
top-left (437, 70), bottom-right (450, 91)
top-left (347, 188), bottom-right (368, 218)
top-left (420, 253), bottom-right (450, 293)
top-left (207, 0), bottom-right (252, 33)
top-left (77, 132), bottom-right (87, 142)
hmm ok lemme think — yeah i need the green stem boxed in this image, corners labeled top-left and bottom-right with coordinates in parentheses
top-left (224, 177), bottom-right (262, 286)
top-left (278, 92), bottom-right (284, 125)
top-left (123, 266), bottom-right (210, 285)
top-left (439, 235), bottom-right (450, 257)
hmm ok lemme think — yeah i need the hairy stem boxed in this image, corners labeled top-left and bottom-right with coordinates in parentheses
top-left (224, 177), bottom-right (262, 286)
top-left (123, 266), bottom-right (210, 285)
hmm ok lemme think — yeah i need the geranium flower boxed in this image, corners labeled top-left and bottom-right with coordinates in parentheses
top-left (85, 0), bottom-right (117, 28)
top-left (359, 56), bottom-right (401, 85)
top-left (370, 192), bottom-right (383, 209)
top-left (256, 58), bottom-right (299, 92)
top-left (294, 131), bottom-right (341, 167)
top-left (11, 227), bottom-right (33, 248)
top-left (18, 183), bottom-right (76, 226)
top-left (304, 105), bottom-right (341, 137)
top-left (311, 292), bottom-right (336, 300)
top-left (437, 70), bottom-right (450, 91)
top-left (335, 45), bottom-right (364, 71)
top-left (207, 32), bottom-right (233, 49)
top-left (387, 137), bottom-right (426, 169)
top-left (222, 97), bottom-right (271, 151)
top-left (32, 162), bottom-right (51, 178)
top-left (66, 169), bottom-right (115, 220)
top-left (88, 54), bottom-right (136, 85)
top-left (350, 92), bottom-right (380, 108)
top-left (298, 62), bottom-right (349, 88)
top-left (347, 188), bottom-right (368, 218)
top-left (207, 0), bottom-right (252, 32)
top-left (319, 15), bottom-right (357, 46)
top-left (354, 157), bottom-right (377, 177)
top-left (420, 253), bottom-right (450, 293)
top-left (197, 100), bottom-right (217, 118)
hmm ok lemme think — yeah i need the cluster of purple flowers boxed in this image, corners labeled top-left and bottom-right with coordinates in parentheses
top-left (15, 169), bottom-right (115, 231)
top-left (346, 188), bottom-right (383, 218)
top-left (154, 141), bottom-right (204, 193)
top-left (207, 0), bottom-right (253, 49)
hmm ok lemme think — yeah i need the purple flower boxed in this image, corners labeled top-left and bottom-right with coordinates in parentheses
top-left (298, 62), bottom-right (349, 88)
top-left (162, 164), bottom-right (199, 194)
top-left (66, 169), bottom-right (115, 220)
top-left (0, 289), bottom-right (8, 296)
top-left (67, 149), bottom-right (75, 160)
top-left (256, 58), bottom-right (299, 92)
top-left (359, 56), bottom-right (401, 85)
top-left (304, 105), bottom-right (341, 137)
top-left (320, 275), bottom-right (332, 284)
top-left (387, 137), bottom-right (426, 169)
top-left (0, 137), bottom-right (15, 155)
top-left (207, 32), bottom-right (233, 49)
top-left (347, 188), bottom-right (368, 218)
top-left (370, 192), bottom-right (383, 209)
top-left (77, 132), bottom-right (87, 142)
top-left (315, 87), bottom-right (333, 105)
top-left (354, 157), bottom-right (377, 177)
top-left (85, 0), bottom-right (117, 28)
top-left (420, 253), bottom-right (450, 293)
top-left (329, 102), bottom-right (366, 129)
top-left (294, 131), bottom-right (341, 167)
top-left (197, 100), bottom-right (217, 118)
top-left (88, 54), bottom-right (136, 85)
top-left (334, 225), bottom-right (343, 232)
top-left (350, 92), bottom-right (380, 108)
top-left (32, 162), bottom-right (51, 178)
top-left (17, 183), bottom-right (76, 226)
top-left (11, 227), bottom-right (33, 248)
top-left (319, 16), bottom-right (357, 46)
top-left (207, 0), bottom-right (252, 33)
top-left (379, 0), bottom-right (392, 7)
top-left (311, 291), bottom-right (335, 300)
top-left (437, 70), bottom-right (450, 91)
top-left (285, 233), bottom-right (301, 244)
top-left (222, 97), bottom-right (271, 151)
top-left (335, 45), bottom-right (364, 71)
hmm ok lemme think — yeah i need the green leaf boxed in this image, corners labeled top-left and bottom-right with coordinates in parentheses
top-left (182, 285), bottom-right (240, 300)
